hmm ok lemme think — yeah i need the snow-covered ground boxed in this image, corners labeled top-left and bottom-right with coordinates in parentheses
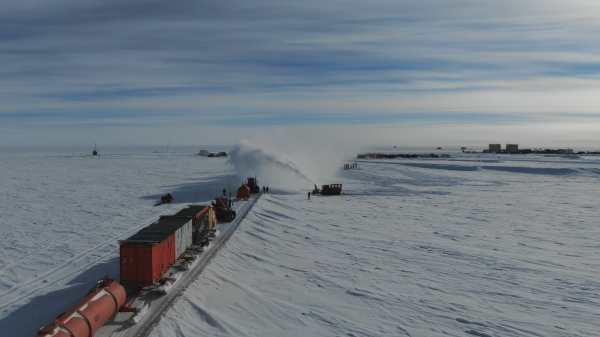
top-left (1, 147), bottom-right (600, 336)
top-left (0, 146), bottom-right (239, 337)
top-left (150, 152), bottom-right (600, 337)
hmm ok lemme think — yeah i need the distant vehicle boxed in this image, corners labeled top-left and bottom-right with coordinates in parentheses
top-left (213, 196), bottom-right (236, 223)
top-left (92, 144), bottom-right (98, 156)
top-left (237, 184), bottom-right (251, 200)
top-left (198, 150), bottom-right (228, 157)
top-left (154, 193), bottom-right (173, 206)
top-left (246, 177), bottom-right (260, 194)
top-left (312, 184), bottom-right (342, 196)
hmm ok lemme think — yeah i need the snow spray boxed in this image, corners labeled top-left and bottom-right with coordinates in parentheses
top-left (228, 138), bottom-right (348, 191)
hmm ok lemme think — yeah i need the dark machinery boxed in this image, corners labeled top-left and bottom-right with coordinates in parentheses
top-left (154, 193), bottom-right (173, 206)
top-left (313, 184), bottom-right (342, 196)
top-left (246, 177), bottom-right (260, 194)
top-left (213, 197), bottom-right (236, 223)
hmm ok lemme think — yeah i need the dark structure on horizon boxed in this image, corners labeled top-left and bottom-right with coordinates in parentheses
top-left (488, 144), bottom-right (501, 153)
top-left (506, 144), bottom-right (519, 154)
top-left (483, 144), bottom-right (586, 155)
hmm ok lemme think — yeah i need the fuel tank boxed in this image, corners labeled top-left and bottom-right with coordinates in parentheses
top-left (37, 279), bottom-right (126, 337)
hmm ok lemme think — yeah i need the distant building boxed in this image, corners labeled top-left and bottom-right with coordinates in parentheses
top-left (488, 144), bottom-right (501, 153)
top-left (506, 144), bottom-right (519, 153)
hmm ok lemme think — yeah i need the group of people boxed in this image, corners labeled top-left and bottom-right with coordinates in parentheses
top-left (344, 163), bottom-right (358, 170)
top-left (262, 186), bottom-right (270, 193)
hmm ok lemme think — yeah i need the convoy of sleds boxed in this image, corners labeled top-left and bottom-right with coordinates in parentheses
top-left (35, 174), bottom-right (345, 337)
top-left (35, 177), bottom-right (260, 337)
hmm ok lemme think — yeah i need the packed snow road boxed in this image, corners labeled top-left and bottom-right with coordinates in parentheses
top-left (150, 155), bottom-right (600, 337)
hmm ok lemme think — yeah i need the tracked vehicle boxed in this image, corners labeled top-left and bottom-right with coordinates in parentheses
top-left (312, 184), bottom-right (342, 196)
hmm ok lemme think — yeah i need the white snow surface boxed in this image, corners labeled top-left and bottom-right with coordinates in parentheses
top-left (150, 153), bottom-right (600, 337)
top-left (1, 147), bottom-right (600, 337)
top-left (0, 147), bottom-right (239, 336)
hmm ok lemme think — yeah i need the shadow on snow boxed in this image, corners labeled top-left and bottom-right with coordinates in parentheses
top-left (0, 257), bottom-right (119, 337)
top-left (142, 173), bottom-right (241, 204)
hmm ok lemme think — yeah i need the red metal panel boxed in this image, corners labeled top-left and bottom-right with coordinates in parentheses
top-left (120, 244), bottom-right (154, 287)
top-left (120, 233), bottom-right (177, 287)
top-left (119, 244), bottom-right (135, 286)
top-left (152, 244), bottom-right (161, 282)
top-left (140, 246), bottom-right (153, 284)
top-left (164, 234), bottom-right (176, 273)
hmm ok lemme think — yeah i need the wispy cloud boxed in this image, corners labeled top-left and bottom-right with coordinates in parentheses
top-left (1, 0), bottom-right (600, 145)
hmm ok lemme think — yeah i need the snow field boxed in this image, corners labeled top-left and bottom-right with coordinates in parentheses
top-left (0, 148), bottom-right (237, 336)
top-left (151, 155), bottom-right (600, 337)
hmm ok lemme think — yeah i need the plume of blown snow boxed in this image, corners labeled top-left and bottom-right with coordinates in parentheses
top-left (228, 137), bottom-right (352, 191)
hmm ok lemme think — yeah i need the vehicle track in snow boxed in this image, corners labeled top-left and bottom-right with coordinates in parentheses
top-left (0, 212), bottom-right (170, 312)
top-left (0, 210), bottom-right (141, 276)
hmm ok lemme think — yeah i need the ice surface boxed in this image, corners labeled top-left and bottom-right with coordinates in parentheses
top-left (1, 148), bottom-right (600, 337)
top-left (150, 154), bottom-right (600, 337)
top-left (0, 147), bottom-right (238, 336)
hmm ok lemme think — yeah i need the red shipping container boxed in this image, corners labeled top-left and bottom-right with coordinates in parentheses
top-left (120, 229), bottom-right (176, 288)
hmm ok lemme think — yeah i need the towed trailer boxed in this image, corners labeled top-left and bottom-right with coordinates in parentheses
top-left (35, 195), bottom-right (259, 337)
top-left (95, 195), bottom-right (261, 337)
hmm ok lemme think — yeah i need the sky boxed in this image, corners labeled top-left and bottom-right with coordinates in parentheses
top-left (1, 0), bottom-right (600, 148)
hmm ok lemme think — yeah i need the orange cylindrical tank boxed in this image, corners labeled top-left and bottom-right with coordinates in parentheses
top-left (36, 324), bottom-right (72, 337)
top-left (37, 279), bottom-right (126, 337)
top-left (55, 310), bottom-right (90, 337)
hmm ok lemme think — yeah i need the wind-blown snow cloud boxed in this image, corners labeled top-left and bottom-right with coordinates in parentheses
top-left (2, 0), bottom-right (600, 145)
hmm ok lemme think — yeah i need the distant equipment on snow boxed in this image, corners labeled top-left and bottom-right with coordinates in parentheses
top-left (92, 144), bottom-right (98, 156)
top-left (237, 177), bottom-right (261, 200)
top-left (312, 184), bottom-right (342, 196)
top-left (213, 196), bottom-right (236, 223)
top-left (237, 184), bottom-right (251, 200)
top-left (155, 193), bottom-right (173, 206)
top-left (197, 149), bottom-right (228, 158)
top-left (246, 177), bottom-right (260, 194)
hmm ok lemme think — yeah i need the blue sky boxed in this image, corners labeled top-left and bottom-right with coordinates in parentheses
top-left (1, 0), bottom-right (600, 146)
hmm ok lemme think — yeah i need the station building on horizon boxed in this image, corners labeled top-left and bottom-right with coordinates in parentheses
top-left (506, 144), bottom-right (519, 153)
top-left (488, 144), bottom-right (501, 153)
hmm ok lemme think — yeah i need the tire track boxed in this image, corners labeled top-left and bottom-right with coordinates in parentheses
top-left (0, 213), bottom-right (166, 311)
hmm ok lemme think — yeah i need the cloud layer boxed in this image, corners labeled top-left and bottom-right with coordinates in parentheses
top-left (1, 0), bottom-right (600, 146)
